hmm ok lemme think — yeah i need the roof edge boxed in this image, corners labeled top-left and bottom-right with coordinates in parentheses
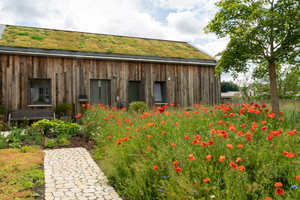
top-left (188, 42), bottom-right (218, 62)
top-left (0, 46), bottom-right (218, 66)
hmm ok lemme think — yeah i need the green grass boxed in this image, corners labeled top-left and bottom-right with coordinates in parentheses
top-left (0, 146), bottom-right (45, 199)
top-left (80, 102), bottom-right (300, 200)
top-left (0, 25), bottom-right (213, 60)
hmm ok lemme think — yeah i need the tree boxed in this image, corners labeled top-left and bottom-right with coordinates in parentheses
top-left (221, 81), bottom-right (239, 92)
top-left (251, 65), bottom-right (300, 99)
top-left (205, 0), bottom-right (300, 113)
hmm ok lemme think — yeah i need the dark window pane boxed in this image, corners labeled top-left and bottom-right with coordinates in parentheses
top-left (155, 82), bottom-right (166, 103)
top-left (129, 81), bottom-right (141, 103)
top-left (155, 83), bottom-right (162, 102)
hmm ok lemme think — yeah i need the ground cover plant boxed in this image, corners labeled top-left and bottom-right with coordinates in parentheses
top-left (0, 146), bottom-right (45, 199)
top-left (81, 102), bottom-right (300, 200)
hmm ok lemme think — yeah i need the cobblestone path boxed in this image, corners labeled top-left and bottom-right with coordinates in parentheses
top-left (44, 147), bottom-right (122, 200)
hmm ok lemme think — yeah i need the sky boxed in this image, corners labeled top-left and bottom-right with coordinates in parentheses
top-left (0, 0), bottom-right (242, 83)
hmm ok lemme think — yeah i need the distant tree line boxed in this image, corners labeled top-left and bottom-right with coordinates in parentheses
top-left (221, 81), bottom-right (239, 92)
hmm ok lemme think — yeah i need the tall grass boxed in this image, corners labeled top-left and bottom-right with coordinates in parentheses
top-left (81, 102), bottom-right (300, 200)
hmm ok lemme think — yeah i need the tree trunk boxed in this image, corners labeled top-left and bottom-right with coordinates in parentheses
top-left (268, 61), bottom-right (280, 114)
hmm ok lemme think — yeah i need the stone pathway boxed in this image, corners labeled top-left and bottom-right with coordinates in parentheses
top-left (44, 147), bottom-right (122, 200)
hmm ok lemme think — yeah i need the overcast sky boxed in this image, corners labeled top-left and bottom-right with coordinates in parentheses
top-left (0, 0), bottom-right (244, 83)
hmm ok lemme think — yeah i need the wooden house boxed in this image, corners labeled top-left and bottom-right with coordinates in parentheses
top-left (0, 24), bottom-right (221, 121)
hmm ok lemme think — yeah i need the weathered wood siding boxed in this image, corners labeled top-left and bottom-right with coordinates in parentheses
top-left (0, 54), bottom-right (221, 118)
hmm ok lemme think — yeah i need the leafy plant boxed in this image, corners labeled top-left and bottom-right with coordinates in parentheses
top-left (9, 139), bottom-right (20, 148)
top-left (45, 138), bottom-right (56, 148)
top-left (20, 145), bottom-right (28, 153)
top-left (34, 134), bottom-right (42, 146)
top-left (0, 105), bottom-right (6, 115)
top-left (0, 124), bottom-right (3, 131)
top-left (58, 137), bottom-right (70, 146)
top-left (55, 120), bottom-right (80, 138)
top-left (55, 102), bottom-right (73, 118)
top-left (32, 119), bottom-right (54, 135)
top-left (107, 49), bottom-right (114, 53)
top-left (129, 101), bottom-right (148, 113)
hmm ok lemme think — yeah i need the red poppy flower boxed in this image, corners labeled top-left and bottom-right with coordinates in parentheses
top-left (236, 157), bottom-right (242, 162)
top-left (275, 188), bottom-right (284, 195)
top-left (218, 120), bottom-right (223, 125)
top-left (171, 143), bottom-right (176, 147)
top-left (184, 135), bottom-right (189, 140)
top-left (161, 121), bottom-right (166, 124)
top-left (261, 121), bottom-right (267, 124)
top-left (219, 155), bottom-right (226, 163)
top-left (296, 175), bottom-right (300, 180)
top-left (238, 166), bottom-right (245, 172)
top-left (237, 144), bottom-right (243, 148)
top-left (227, 144), bottom-right (233, 149)
top-left (206, 155), bottom-right (212, 161)
top-left (147, 147), bottom-right (151, 150)
top-left (192, 139), bottom-right (199, 145)
top-left (275, 182), bottom-right (283, 187)
top-left (246, 137), bottom-right (252, 142)
top-left (153, 165), bottom-right (158, 170)
top-left (189, 154), bottom-right (195, 161)
top-left (201, 142), bottom-right (207, 147)
top-left (173, 161), bottom-right (178, 167)
top-left (209, 123), bottom-right (213, 127)
top-left (203, 177), bottom-right (210, 184)
top-left (207, 141), bottom-right (214, 146)
top-left (117, 141), bottom-right (121, 145)
top-left (175, 122), bottom-right (179, 126)
top-left (136, 128), bottom-right (140, 132)
top-left (261, 126), bottom-right (267, 131)
top-left (230, 162), bottom-right (238, 169)
top-left (240, 124), bottom-right (245, 128)
top-left (175, 166), bottom-right (182, 172)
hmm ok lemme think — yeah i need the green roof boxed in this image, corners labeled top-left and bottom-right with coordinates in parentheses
top-left (0, 25), bottom-right (214, 60)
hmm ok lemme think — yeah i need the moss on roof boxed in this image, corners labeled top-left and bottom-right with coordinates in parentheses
top-left (0, 25), bottom-right (214, 60)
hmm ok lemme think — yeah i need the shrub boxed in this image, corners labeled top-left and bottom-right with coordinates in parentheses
top-left (0, 124), bottom-right (3, 131)
top-left (55, 103), bottom-right (73, 118)
top-left (32, 119), bottom-right (54, 135)
top-left (0, 105), bottom-right (6, 115)
top-left (45, 138), bottom-right (56, 148)
top-left (128, 101), bottom-right (148, 113)
top-left (58, 137), bottom-right (70, 146)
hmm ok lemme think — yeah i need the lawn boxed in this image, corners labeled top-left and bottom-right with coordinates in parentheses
top-left (80, 102), bottom-right (300, 200)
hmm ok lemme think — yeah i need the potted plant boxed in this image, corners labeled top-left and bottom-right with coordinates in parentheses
top-left (30, 98), bottom-right (34, 105)
top-left (55, 102), bottom-right (73, 121)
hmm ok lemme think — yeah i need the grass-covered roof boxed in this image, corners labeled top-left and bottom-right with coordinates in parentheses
top-left (0, 25), bottom-right (214, 60)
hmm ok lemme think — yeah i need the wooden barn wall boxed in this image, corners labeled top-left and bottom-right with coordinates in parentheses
top-left (0, 54), bottom-right (221, 118)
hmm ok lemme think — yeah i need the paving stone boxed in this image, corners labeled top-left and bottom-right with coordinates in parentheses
top-left (44, 148), bottom-right (122, 200)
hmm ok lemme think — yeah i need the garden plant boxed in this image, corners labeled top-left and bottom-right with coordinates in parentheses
top-left (80, 102), bottom-right (300, 200)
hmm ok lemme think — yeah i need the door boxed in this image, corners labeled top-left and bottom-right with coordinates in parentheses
top-left (90, 80), bottom-right (111, 106)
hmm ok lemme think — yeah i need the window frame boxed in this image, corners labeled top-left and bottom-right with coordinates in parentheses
top-left (28, 78), bottom-right (52, 106)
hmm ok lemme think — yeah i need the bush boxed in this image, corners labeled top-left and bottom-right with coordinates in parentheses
top-left (0, 105), bottom-right (6, 115)
top-left (55, 103), bottom-right (73, 118)
top-left (0, 124), bottom-right (3, 131)
top-left (45, 138), bottom-right (56, 148)
top-left (128, 101), bottom-right (148, 113)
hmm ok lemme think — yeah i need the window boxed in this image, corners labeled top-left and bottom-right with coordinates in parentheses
top-left (129, 81), bottom-right (142, 103)
top-left (28, 79), bottom-right (51, 105)
top-left (155, 82), bottom-right (166, 103)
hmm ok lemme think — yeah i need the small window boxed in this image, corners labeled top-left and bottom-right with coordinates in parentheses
top-left (129, 81), bottom-right (142, 103)
top-left (155, 82), bottom-right (166, 103)
top-left (28, 79), bottom-right (51, 105)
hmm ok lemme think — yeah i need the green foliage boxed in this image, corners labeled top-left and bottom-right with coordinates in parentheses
top-left (20, 145), bottom-right (28, 153)
top-left (34, 134), bottom-right (42, 146)
top-left (107, 49), bottom-right (114, 53)
top-left (58, 137), bottom-right (70, 146)
top-left (83, 102), bottom-right (300, 199)
top-left (129, 101), bottom-right (148, 113)
top-left (0, 124), bottom-right (3, 131)
top-left (30, 35), bottom-right (44, 40)
top-left (221, 81), bottom-right (239, 92)
top-left (0, 134), bottom-right (6, 149)
top-left (55, 102), bottom-right (73, 118)
top-left (45, 138), bottom-right (56, 148)
top-left (22, 169), bottom-right (44, 189)
top-left (32, 119), bottom-right (54, 135)
top-left (17, 32), bottom-right (29, 36)
top-left (0, 105), bottom-right (6, 115)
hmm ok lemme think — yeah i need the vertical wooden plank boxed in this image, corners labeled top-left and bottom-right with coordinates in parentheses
top-left (188, 66), bottom-right (193, 107)
top-left (20, 56), bottom-right (26, 109)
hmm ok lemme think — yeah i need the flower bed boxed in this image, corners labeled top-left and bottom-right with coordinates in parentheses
top-left (80, 102), bottom-right (300, 200)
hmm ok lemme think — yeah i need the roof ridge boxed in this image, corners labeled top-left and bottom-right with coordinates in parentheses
top-left (2, 24), bottom-right (188, 44)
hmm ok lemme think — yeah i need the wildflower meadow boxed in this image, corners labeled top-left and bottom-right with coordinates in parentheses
top-left (80, 102), bottom-right (300, 200)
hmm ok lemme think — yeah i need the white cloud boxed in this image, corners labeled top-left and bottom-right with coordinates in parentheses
top-left (147, 0), bottom-right (219, 11)
top-left (197, 38), bottom-right (229, 57)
